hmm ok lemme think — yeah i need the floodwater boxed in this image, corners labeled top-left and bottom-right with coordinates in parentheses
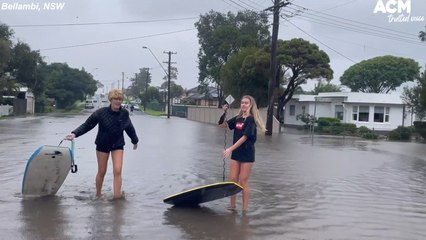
top-left (1, 111), bottom-right (426, 240)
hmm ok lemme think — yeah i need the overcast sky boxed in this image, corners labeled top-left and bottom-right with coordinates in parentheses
top-left (1, 0), bottom-right (425, 92)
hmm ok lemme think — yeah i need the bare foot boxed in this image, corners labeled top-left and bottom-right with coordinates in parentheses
top-left (113, 191), bottom-right (126, 200)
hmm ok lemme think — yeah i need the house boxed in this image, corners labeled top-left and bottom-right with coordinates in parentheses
top-left (181, 86), bottom-right (219, 106)
top-left (284, 92), bottom-right (414, 132)
top-left (12, 87), bottom-right (35, 115)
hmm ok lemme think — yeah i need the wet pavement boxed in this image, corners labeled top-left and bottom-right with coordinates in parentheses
top-left (1, 110), bottom-right (426, 240)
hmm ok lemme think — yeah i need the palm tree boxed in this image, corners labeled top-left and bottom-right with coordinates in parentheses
top-left (420, 26), bottom-right (426, 42)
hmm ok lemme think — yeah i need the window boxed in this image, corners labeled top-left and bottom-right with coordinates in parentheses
top-left (353, 106), bottom-right (369, 122)
top-left (301, 106), bottom-right (306, 114)
top-left (374, 106), bottom-right (390, 123)
top-left (289, 105), bottom-right (295, 116)
top-left (335, 105), bottom-right (343, 120)
top-left (358, 106), bottom-right (369, 122)
top-left (352, 106), bottom-right (358, 121)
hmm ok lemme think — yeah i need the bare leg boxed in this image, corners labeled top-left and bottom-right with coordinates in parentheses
top-left (239, 162), bottom-right (253, 211)
top-left (111, 149), bottom-right (124, 199)
top-left (96, 151), bottom-right (109, 197)
top-left (229, 160), bottom-right (240, 209)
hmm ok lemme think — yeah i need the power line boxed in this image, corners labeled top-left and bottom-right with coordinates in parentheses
top-left (39, 28), bottom-right (196, 51)
top-left (283, 17), bottom-right (356, 63)
top-left (290, 3), bottom-right (420, 39)
top-left (8, 17), bottom-right (199, 28)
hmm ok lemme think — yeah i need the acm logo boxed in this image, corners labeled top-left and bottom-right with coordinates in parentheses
top-left (373, 0), bottom-right (411, 14)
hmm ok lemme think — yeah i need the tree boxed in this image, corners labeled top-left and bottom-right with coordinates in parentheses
top-left (341, 55), bottom-right (419, 93)
top-left (144, 86), bottom-right (162, 103)
top-left (160, 80), bottom-right (183, 99)
top-left (195, 10), bottom-right (270, 105)
top-left (127, 68), bottom-right (151, 101)
top-left (420, 26), bottom-right (426, 41)
top-left (0, 24), bottom-right (17, 103)
top-left (221, 47), bottom-right (269, 106)
top-left (276, 38), bottom-right (333, 121)
top-left (43, 63), bottom-right (97, 109)
top-left (9, 42), bottom-right (45, 97)
top-left (310, 82), bottom-right (342, 95)
top-left (402, 67), bottom-right (426, 119)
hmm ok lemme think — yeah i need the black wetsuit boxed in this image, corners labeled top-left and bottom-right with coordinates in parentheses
top-left (227, 115), bottom-right (257, 162)
top-left (72, 106), bottom-right (139, 152)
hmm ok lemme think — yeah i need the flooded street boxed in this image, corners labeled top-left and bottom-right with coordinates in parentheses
top-left (1, 111), bottom-right (426, 240)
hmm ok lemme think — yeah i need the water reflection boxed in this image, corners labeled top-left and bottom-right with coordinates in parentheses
top-left (163, 206), bottom-right (251, 240)
top-left (20, 196), bottom-right (68, 240)
top-left (2, 113), bottom-right (426, 239)
top-left (86, 199), bottom-right (126, 239)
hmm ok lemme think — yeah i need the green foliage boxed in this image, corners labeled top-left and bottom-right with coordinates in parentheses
top-left (317, 117), bottom-right (340, 127)
top-left (296, 113), bottom-right (316, 126)
top-left (127, 68), bottom-right (151, 98)
top-left (43, 63), bottom-right (97, 109)
top-left (341, 55), bottom-right (420, 93)
top-left (420, 26), bottom-right (426, 41)
top-left (160, 81), bottom-right (184, 99)
top-left (402, 67), bottom-right (426, 119)
top-left (355, 126), bottom-right (379, 139)
top-left (276, 38), bottom-right (333, 118)
top-left (362, 132), bottom-right (379, 140)
top-left (388, 126), bottom-right (412, 141)
top-left (221, 47), bottom-right (269, 106)
top-left (413, 121), bottom-right (426, 140)
top-left (195, 10), bottom-right (270, 100)
top-left (144, 86), bottom-right (163, 103)
top-left (310, 82), bottom-right (342, 95)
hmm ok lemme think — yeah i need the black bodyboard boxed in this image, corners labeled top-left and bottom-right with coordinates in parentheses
top-left (163, 182), bottom-right (243, 206)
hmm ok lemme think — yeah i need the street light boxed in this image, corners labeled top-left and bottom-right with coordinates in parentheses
top-left (142, 46), bottom-right (171, 118)
top-left (142, 46), bottom-right (168, 76)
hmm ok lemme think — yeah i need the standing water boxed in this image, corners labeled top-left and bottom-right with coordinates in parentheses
top-left (1, 111), bottom-right (426, 239)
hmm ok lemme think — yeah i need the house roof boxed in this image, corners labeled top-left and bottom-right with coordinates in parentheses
top-left (184, 86), bottom-right (218, 100)
top-left (292, 92), bottom-right (404, 105)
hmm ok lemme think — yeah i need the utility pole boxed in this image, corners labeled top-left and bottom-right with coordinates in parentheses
top-left (163, 51), bottom-right (177, 119)
top-left (144, 68), bottom-right (150, 112)
top-left (122, 72), bottom-right (124, 93)
top-left (265, 0), bottom-right (290, 136)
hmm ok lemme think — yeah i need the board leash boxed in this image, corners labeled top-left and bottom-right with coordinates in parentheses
top-left (222, 111), bottom-right (227, 182)
top-left (59, 139), bottom-right (78, 173)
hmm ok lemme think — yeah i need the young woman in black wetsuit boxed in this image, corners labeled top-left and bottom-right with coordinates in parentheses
top-left (219, 95), bottom-right (266, 211)
top-left (65, 89), bottom-right (138, 199)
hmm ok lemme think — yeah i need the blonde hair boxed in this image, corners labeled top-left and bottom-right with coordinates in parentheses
top-left (108, 89), bottom-right (123, 101)
top-left (240, 95), bottom-right (266, 133)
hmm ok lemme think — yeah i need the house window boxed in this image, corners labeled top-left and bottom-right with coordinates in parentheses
top-left (301, 106), bottom-right (306, 114)
top-left (358, 106), bottom-right (369, 122)
top-left (335, 105), bottom-right (343, 120)
top-left (289, 105), bottom-right (295, 116)
top-left (352, 106), bottom-right (358, 121)
top-left (374, 106), bottom-right (390, 123)
top-left (353, 106), bottom-right (369, 122)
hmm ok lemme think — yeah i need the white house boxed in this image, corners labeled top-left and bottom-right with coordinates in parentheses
top-left (284, 92), bottom-right (415, 132)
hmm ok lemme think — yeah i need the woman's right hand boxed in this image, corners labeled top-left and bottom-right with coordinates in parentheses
top-left (65, 133), bottom-right (76, 140)
top-left (223, 104), bottom-right (229, 112)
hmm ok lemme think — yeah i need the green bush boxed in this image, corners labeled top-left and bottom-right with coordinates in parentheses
top-left (413, 121), bottom-right (426, 140)
top-left (388, 126), bottom-right (412, 141)
top-left (357, 126), bottom-right (370, 136)
top-left (317, 117), bottom-right (340, 127)
top-left (363, 132), bottom-right (379, 140)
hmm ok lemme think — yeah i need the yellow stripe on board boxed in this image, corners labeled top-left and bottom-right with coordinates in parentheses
top-left (163, 181), bottom-right (243, 200)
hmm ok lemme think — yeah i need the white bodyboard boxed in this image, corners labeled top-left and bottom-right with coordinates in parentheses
top-left (22, 145), bottom-right (73, 197)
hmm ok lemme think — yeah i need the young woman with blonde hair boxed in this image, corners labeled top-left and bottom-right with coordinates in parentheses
top-left (219, 95), bottom-right (265, 211)
top-left (65, 89), bottom-right (138, 199)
